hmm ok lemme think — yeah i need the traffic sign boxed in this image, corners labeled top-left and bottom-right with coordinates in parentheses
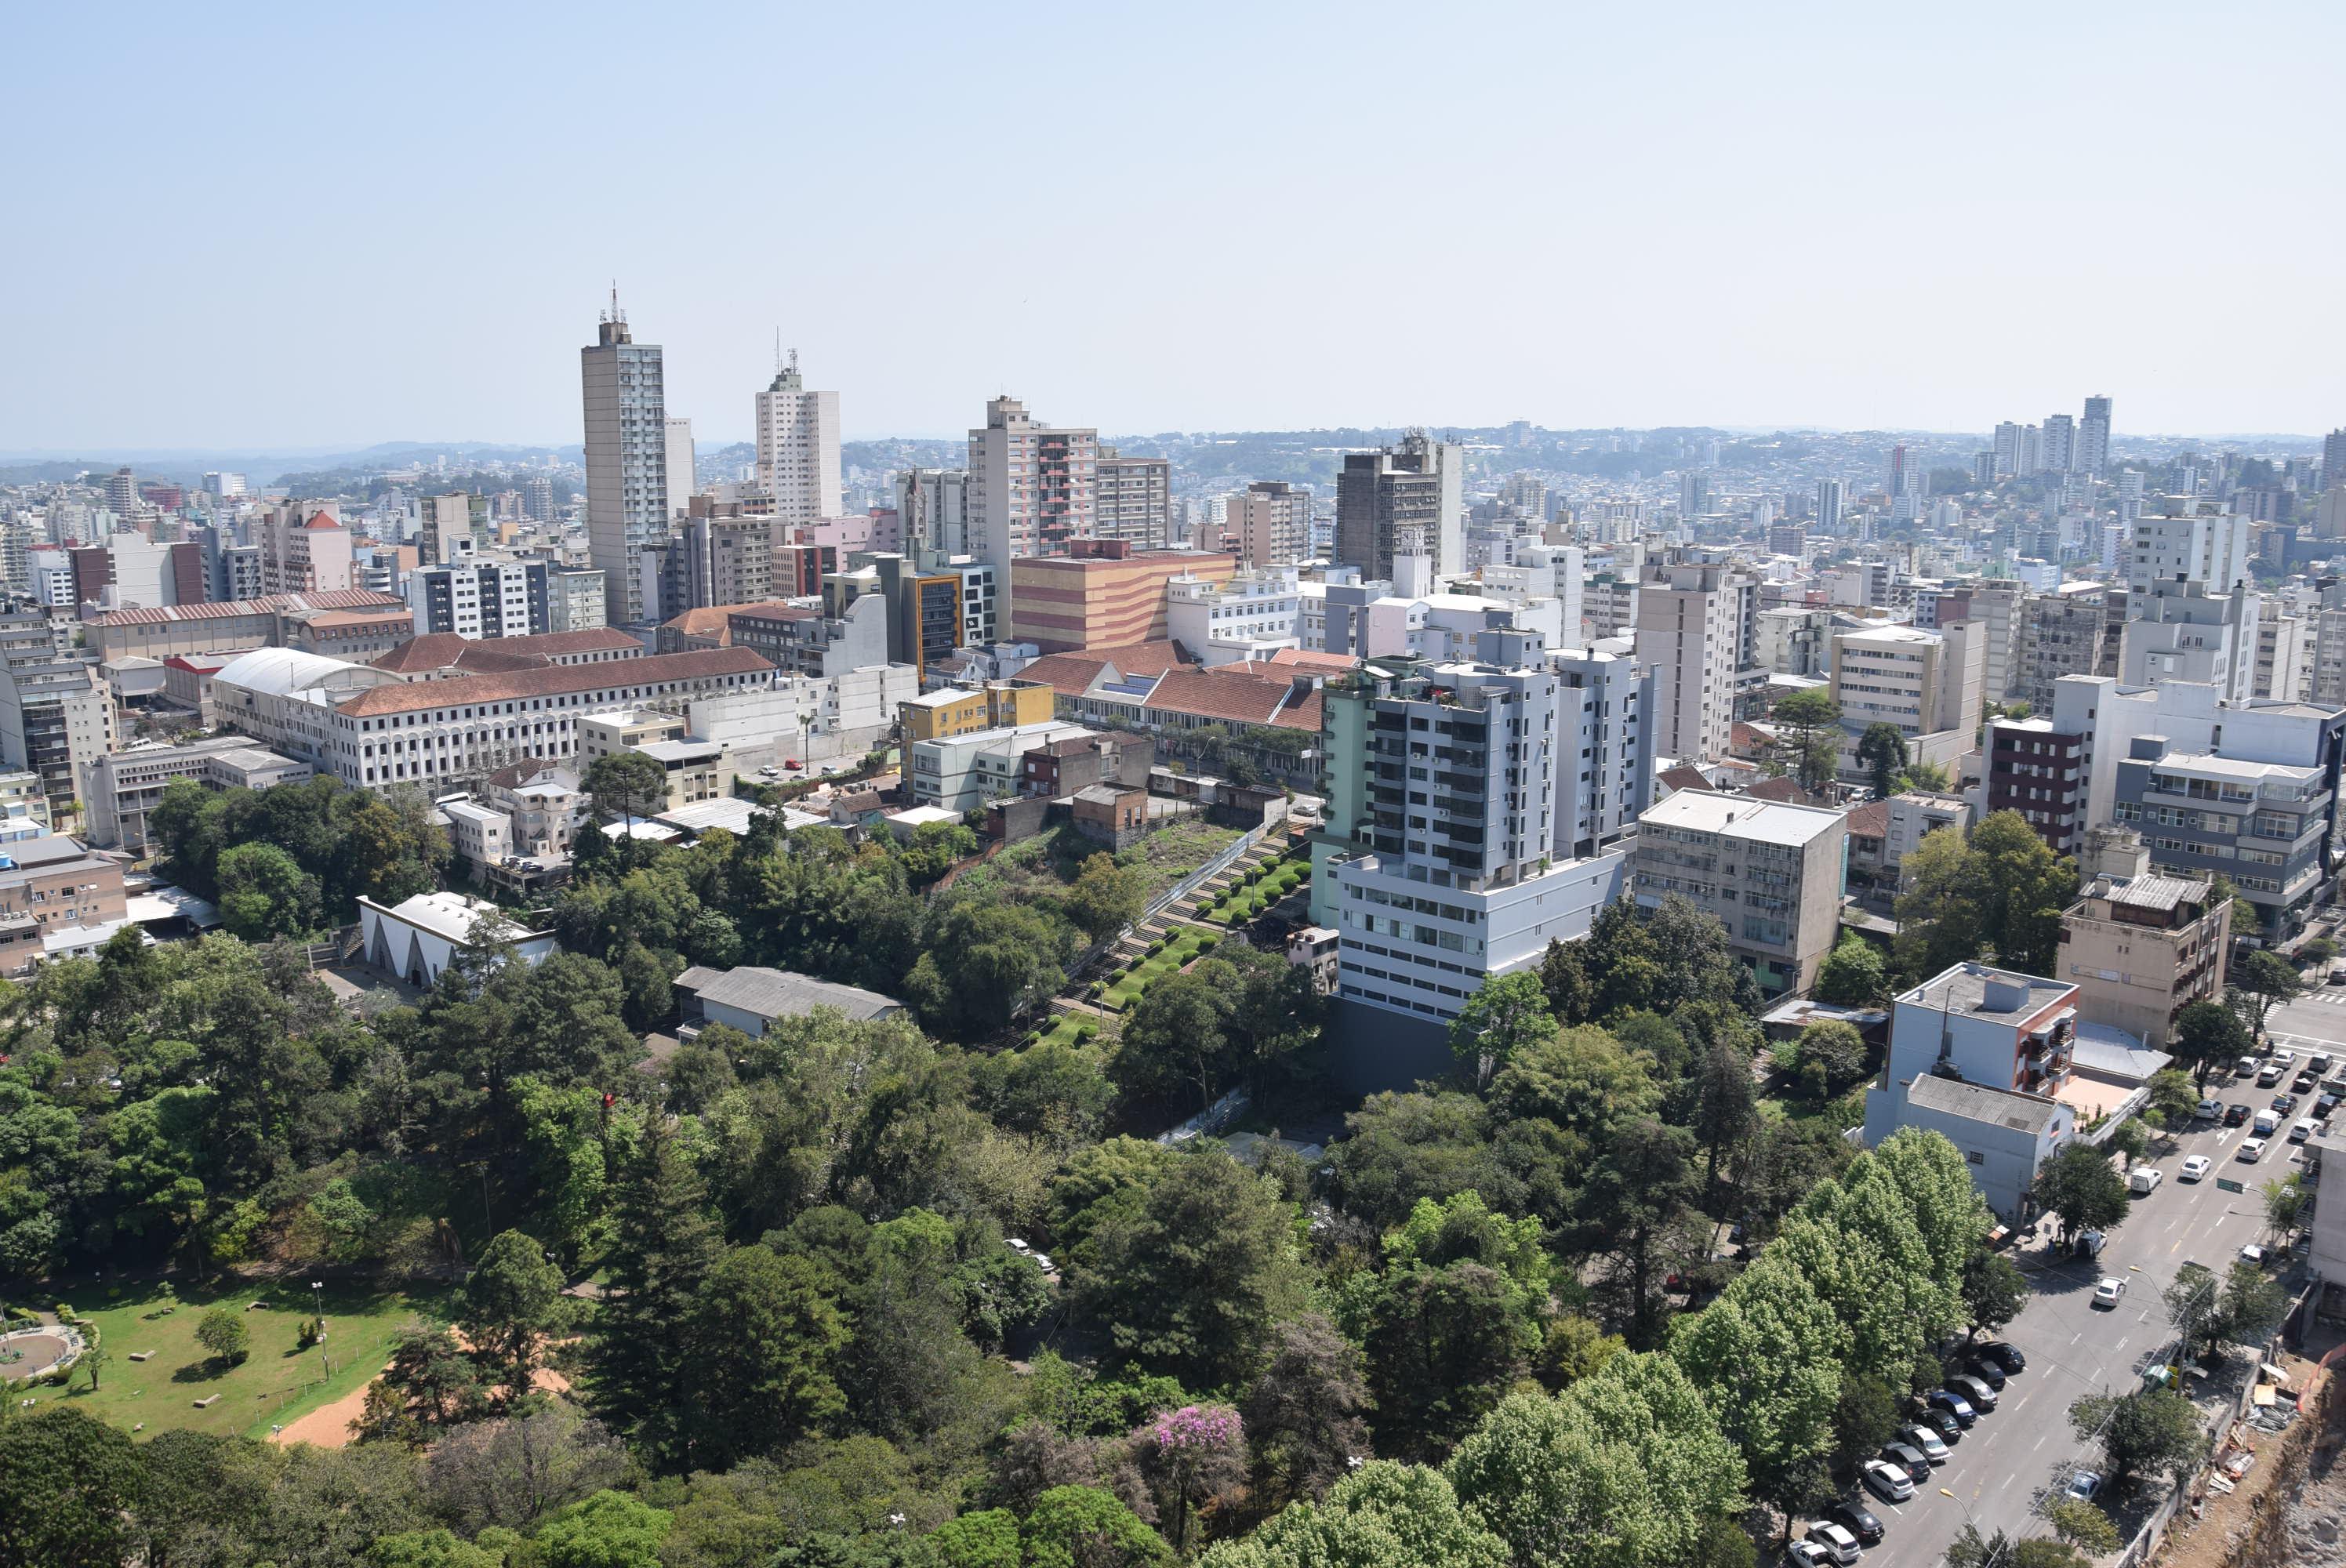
top-left (2216, 1178), bottom-right (2246, 1193)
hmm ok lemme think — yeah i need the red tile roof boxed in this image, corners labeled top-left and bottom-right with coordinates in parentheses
top-left (376, 627), bottom-right (645, 674)
top-left (1266, 648), bottom-right (1361, 672)
top-left (334, 647), bottom-right (772, 717)
top-left (92, 589), bottom-right (404, 627)
top-left (1745, 777), bottom-right (1817, 805)
top-left (1843, 800), bottom-right (1891, 840)
top-left (304, 511), bottom-right (343, 531)
top-left (371, 633), bottom-right (472, 673)
top-left (1658, 765), bottom-right (1716, 795)
top-left (1141, 667), bottom-right (1295, 726)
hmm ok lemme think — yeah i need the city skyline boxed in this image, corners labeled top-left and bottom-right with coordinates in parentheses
top-left (11, 2), bottom-right (2346, 450)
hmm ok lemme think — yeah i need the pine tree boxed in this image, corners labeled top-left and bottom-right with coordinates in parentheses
top-left (586, 1112), bottom-right (721, 1469)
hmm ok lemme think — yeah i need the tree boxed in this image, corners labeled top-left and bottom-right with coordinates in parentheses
top-left (2028, 1143), bottom-right (2128, 1248)
top-left (423, 1406), bottom-right (631, 1535)
top-left (586, 1115), bottom-right (724, 1469)
top-left (1786, 1019), bottom-right (1868, 1100)
top-left (1578, 1117), bottom-right (1701, 1348)
top-left (1022, 1485), bottom-right (1171, 1568)
top-left (1960, 1250), bottom-right (2028, 1339)
top-left (583, 751), bottom-right (670, 829)
top-left (1198, 1461), bottom-right (1509, 1568)
top-left (2162, 1262), bottom-right (2228, 1359)
top-left (2068, 1385), bottom-right (2207, 1493)
top-left (1064, 854), bottom-right (1149, 944)
top-left (216, 840), bottom-right (322, 939)
top-left (1445, 1356), bottom-right (1747, 1568)
top-left (1448, 972), bottom-right (1556, 1091)
top-left (1772, 688), bottom-right (1843, 796)
top-left (362, 1327), bottom-right (489, 1443)
top-left (1857, 724), bottom-right (1908, 798)
top-left (75, 1344), bottom-right (107, 1393)
top-left (901, 819), bottom-right (979, 886)
top-left (1538, 939), bottom-right (1592, 1026)
top-left (1669, 1253), bottom-right (1843, 1520)
top-left (2234, 951), bottom-right (2304, 1040)
top-left (0, 1406), bottom-right (144, 1568)
top-left (534, 1489), bottom-right (674, 1568)
top-left (686, 1243), bottom-right (848, 1466)
top-left (1131, 1405), bottom-right (1247, 1555)
top-left (2218, 1261), bottom-right (2288, 1352)
top-left (2107, 1117), bottom-right (2150, 1171)
top-left (465, 1229), bottom-right (565, 1396)
top-left (2142, 1069), bottom-right (2200, 1136)
top-left (1241, 1313), bottom-right (1373, 1508)
top-left (1813, 935), bottom-right (1887, 1007)
top-left (2046, 1499), bottom-right (2121, 1555)
top-left (2264, 1174), bottom-right (2308, 1241)
top-left (1690, 1036), bottom-right (1757, 1197)
top-left (195, 1305), bottom-right (250, 1366)
top-left (1893, 827), bottom-right (1986, 979)
top-left (1946, 1530), bottom-right (2090, 1568)
top-left (368, 1529), bottom-right (506, 1568)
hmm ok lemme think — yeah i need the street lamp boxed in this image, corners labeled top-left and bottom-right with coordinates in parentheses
top-left (1937, 1490), bottom-right (2006, 1566)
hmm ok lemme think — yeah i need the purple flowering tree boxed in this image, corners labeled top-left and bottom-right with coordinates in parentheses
top-left (1131, 1403), bottom-right (1246, 1553)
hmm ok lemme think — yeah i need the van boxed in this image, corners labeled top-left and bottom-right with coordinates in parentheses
top-left (2130, 1167), bottom-right (2163, 1195)
top-left (2254, 1110), bottom-right (2282, 1137)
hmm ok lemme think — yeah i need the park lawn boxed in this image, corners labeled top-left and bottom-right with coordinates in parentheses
top-left (1097, 932), bottom-right (1218, 1012)
top-left (17, 1277), bottom-right (453, 1441)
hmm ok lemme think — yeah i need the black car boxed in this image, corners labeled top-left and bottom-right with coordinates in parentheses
top-left (1825, 1500), bottom-right (1885, 1547)
top-left (1961, 1355), bottom-right (2008, 1391)
top-left (2226, 1103), bottom-right (2254, 1126)
top-left (2275, 1094), bottom-right (2300, 1116)
top-left (1925, 1389), bottom-right (1978, 1428)
top-left (1880, 1443), bottom-right (1932, 1483)
top-left (1977, 1341), bottom-right (2027, 1374)
top-left (2297, 1071), bottom-right (2322, 1094)
top-left (2319, 1093), bottom-right (2341, 1118)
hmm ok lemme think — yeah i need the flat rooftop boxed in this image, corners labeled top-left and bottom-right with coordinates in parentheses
top-left (1897, 961), bottom-right (2075, 1021)
top-left (1639, 789), bottom-right (1846, 847)
top-left (1905, 1071), bottom-right (2066, 1134)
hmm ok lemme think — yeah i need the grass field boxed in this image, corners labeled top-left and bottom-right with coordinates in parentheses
top-left (10, 1277), bottom-right (452, 1441)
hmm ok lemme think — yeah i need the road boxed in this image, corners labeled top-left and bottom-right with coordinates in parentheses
top-left (1863, 1014), bottom-right (2338, 1568)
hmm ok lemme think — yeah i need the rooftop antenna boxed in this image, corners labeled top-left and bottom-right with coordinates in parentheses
top-left (774, 329), bottom-right (783, 376)
top-left (789, 346), bottom-right (800, 377)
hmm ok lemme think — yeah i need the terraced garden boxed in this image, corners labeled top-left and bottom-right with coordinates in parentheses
top-left (1200, 853), bottom-right (1309, 925)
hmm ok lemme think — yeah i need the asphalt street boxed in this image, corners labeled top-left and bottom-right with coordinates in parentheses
top-left (1851, 997), bottom-right (2346, 1567)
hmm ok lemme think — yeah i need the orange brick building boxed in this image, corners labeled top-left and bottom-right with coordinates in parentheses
top-left (1007, 541), bottom-right (1237, 652)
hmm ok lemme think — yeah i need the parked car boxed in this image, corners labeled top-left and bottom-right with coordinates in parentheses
top-left (2312, 1052), bottom-right (2336, 1074)
top-left (2297, 1071), bottom-right (2322, 1094)
top-left (1913, 1407), bottom-right (1963, 1445)
top-left (1880, 1442), bottom-right (1933, 1482)
top-left (2094, 1277), bottom-right (2128, 1308)
top-left (1977, 1341), bottom-right (2026, 1373)
top-left (1824, 1500), bottom-right (1885, 1547)
top-left (1803, 1523), bottom-right (1861, 1566)
top-left (2066, 1471), bottom-right (2102, 1501)
top-left (1962, 1354), bottom-right (2007, 1391)
top-left (1948, 1373), bottom-right (1999, 1412)
top-left (2293, 1117), bottom-right (2322, 1144)
top-left (1898, 1422), bottom-right (1952, 1461)
top-left (2242, 1243), bottom-right (2268, 1265)
top-left (1926, 1389), bottom-right (1977, 1427)
top-left (2130, 1167), bottom-right (2163, 1195)
top-left (1861, 1458), bottom-right (1915, 1503)
top-left (2239, 1138), bottom-right (2269, 1163)
top-left (2319, 1093), bottom-right (2341, 1119)
top-left (2196, 1098), bottom-right (2223, 1120)
top-left (2235, 1054), bottom-right (2261, 1080)
top-left (2260, 1064), bottom-right (2286, 1087)
top-left (2226, 1103), bottom-right (2254, 1126)
top-left (2275, 1094), bottom-right (2301, 1116)
top-left (2181, 1156), bottom-right (2213, 1181)
top-left (1785, 1544), bottom-right (1833, 1568)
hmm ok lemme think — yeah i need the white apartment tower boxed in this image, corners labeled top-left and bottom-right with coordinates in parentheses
top-left (754, 351), bottom-right (843, 524)
top-left (580, 299), bottom-right (670, 626)
top-left (2079, 395), bottom-right (2113, 478)
top-left (1633, 560), bottom-right (1743, 762)
top-left (967, 396), bottom-right (1099, 568)
top-left (664, 417), bottom-right (697, 522)
top-left (1816, 477), bottom-right (1845, 534)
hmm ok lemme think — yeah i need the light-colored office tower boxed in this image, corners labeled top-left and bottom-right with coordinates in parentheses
top-left (2127, 499), bottom-right (2250, 593)
top-left (1232, 481), bottom-right (1313, 567)
top-left (664, 417), bottom-right (697, 522)
top-left (1969, 580), bottom-right (2028, 700)
top-left (105, 468), bottom-right (138, 517)
top-left (523, 476), bottom-right (554, 523)
top-left (2256, 613), bottom-right (2313, 701)
top-left (2042, 413), bottom-right (2076, 474)
top-left (416, 492), bottom-right (471, 567)
top-left (204, 472), bottom-right (249, 498)
top-left (896, 469), bottom-right (970, 557)
top-left (1680, 469), bottom-right (1711, 518)
top-left (1633, 559), bottom-right (1743, 762)
top-left (1992, 423), bottom-right (2024, 479)
top-left (754, 353), bottom-right (842, 524)
top-left (966, 396), bottom-right (1099, 568)
top-left (1829, 621), bottom-right (1985, 784)
top-left (1815, 477), bottom-right (1845, 534)
top-left (580, 299), bottom-right (670, 626)
top-left (2322, 429), bottom-right (2346, 492)
top-left (1094, 447), bottom-right (1171, 547)
top-left (1336, 433), bottom-right (1463, 581)
top-left (2079, 394), bottom-right (2112, 478)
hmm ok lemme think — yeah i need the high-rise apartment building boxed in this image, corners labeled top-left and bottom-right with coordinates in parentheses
top-left (1632, 560), bottom-right (1742, 762)
top-left (2042, 413), bottom-right (2076, 474)
top-left (1335, 433), bottom-right (1463, 582)
top-left (1311, 632), bottom-right (1652, 1089)
top-left (105, 468), bottom-right (138, 517)
top-left (967, 397), bottom-right (1099, 568)
top-left (1232, 481), bottom-right (1313, 567)
top-left (1992, 423), bottom-right (2024, 479)
top-left (670, 513), bottom-right (774, 612)
top-left (256, 503), bottom-right (356, 596)
top-left (405, 561), bottom-right (543, 640)
top-left (2323, 429), bottom-right (2346, 493)
top-left (416, 492), bottom-right (473, 567)
top-left (580, 301), bottom-right (670, 626)
top-left (1680, 469), bottom-right (1711, 519)
top-left (1093, 447), bottom-right (1171, 548)
top-left (522, 476), bottom-right (554, 524)
top-left (664, 417), bottom-right (697, 522)
top-left (1815, 477), bottom-right (1845, 534)
top-left (2079, 394), bottom-right (2113, 478)
top-left (754, 354), bottom-right (842, 524)
top-left (1829, 622), bottom-right (1985, 783)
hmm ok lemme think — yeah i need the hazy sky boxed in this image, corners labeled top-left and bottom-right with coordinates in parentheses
top-left (12, 2), bottom-right (2343, 452)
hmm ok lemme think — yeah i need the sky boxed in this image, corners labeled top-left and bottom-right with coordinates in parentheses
top-left (9, 1), bottom-right (2344, 452)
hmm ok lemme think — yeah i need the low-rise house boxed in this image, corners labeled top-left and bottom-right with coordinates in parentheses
top-left (358, 891), bottom-right (554, 987)
top-left (672, 964), bottom-right (903, 1037)
top-left (0, 836), bottom-right (129, 978)
top-left (1070, 783), bottom-right (1149, 849)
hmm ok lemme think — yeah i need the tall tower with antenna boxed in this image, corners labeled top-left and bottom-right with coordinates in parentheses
top-left (581, 290), bottom-right (668, 626)
top-left (754, 340), bottom-right (842, 524)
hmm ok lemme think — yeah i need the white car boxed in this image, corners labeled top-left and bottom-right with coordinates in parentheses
top-left (2067, 1471), bottom-right (2101, 1501)
top-left (2242, 1243), bottom-right (2267, 1265)
top-left (1860, 1458), bottom-right (1914, 1502)
top-left (1803, 1523), bottom-right (1861, 1566)
top-left (2094, 1277), bottom-right (2127, 1308)
top-left (2239, 1138), bottom-right (2269, 1163)
top-left (2180, 1156), bottom-right (2213, 1181)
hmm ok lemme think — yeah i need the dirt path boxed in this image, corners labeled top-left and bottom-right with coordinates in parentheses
top-left (267, 1341), bottom-right (574, 1450)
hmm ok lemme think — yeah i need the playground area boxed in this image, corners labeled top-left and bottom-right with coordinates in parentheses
top-left (0, 1324), bottom-right (83, 1382)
